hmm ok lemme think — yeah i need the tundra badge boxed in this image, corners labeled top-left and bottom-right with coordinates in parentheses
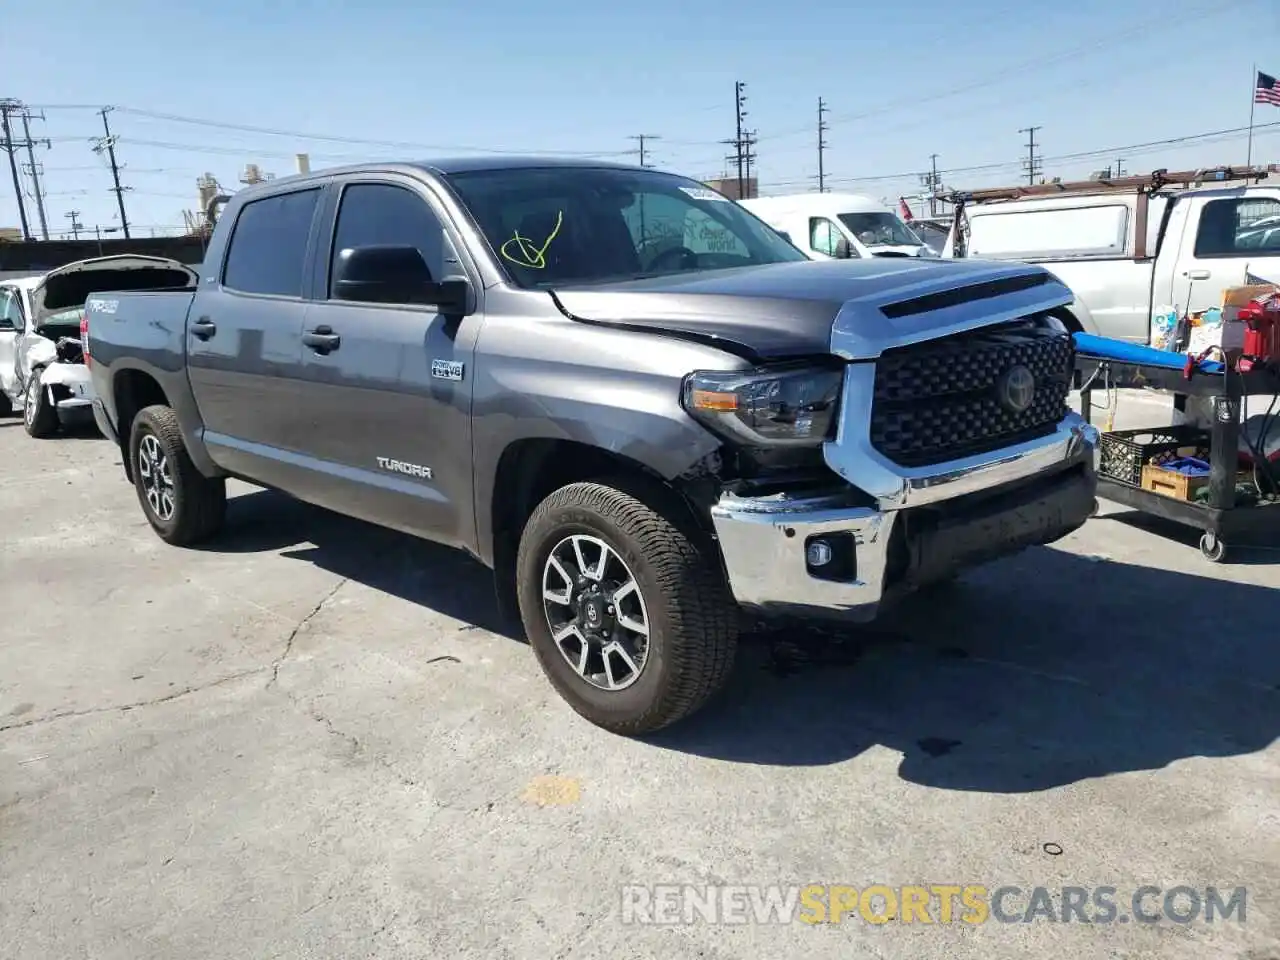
top-left (431, 359), bottom-right (465, 382)
top-left (376, 457), bottom-right (433, 480)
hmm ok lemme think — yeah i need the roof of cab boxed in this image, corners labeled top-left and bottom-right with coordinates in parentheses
top-left (741, 192), bottom-right (888, 215)
top-left (235, 155), bottom-right (654, 196)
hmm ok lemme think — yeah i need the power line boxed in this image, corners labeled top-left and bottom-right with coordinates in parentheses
top-left (1020, 126), bottom-right (1043, 185)
top-left (64, 209), bottom-right (84, 240)
top-left (0, 99), bottom-right (33, 239)
top-left (738, 0), bottom-right (1253, 146)
top-left (19, 109), bottom-right (51, 240)
top-left (817, 97), bottom-right (829, 193)
top-left (25, 103), bottom-right (636, 158)
top-left (761, 118), bottom-right (1280, 190)
top-left (93, 107), bottom-right (131, 238)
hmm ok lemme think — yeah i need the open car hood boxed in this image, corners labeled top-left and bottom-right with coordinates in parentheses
top-left (32, 255), bottom-right (198, 324)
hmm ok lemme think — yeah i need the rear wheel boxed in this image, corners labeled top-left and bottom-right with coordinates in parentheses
top-left (128, 404), bottom-right (226, 545)
top-left (23, 374), bottom-right (59, 438)
top-left (516, 480), bottom-right (739, 735)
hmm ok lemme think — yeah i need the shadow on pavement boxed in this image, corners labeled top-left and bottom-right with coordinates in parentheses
top-left (1094, 508), bottom-right (1280, 566)
top-left (651, 546), bottom-right (1280, 791)
top-left (207, 487), bottom-right (520, 640)
top-left (208, 487), bottom-right (1279, 793)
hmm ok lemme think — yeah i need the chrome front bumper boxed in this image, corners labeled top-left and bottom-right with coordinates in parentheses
top-left (709, 410), bottom-right (1099, 622)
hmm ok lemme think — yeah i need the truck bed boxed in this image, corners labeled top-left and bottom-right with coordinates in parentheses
top-left (85, 288), bottom-right (198, 442)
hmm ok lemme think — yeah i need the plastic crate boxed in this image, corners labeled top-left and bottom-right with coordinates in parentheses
top-left (1097, 424), bottom-right (1211, 487)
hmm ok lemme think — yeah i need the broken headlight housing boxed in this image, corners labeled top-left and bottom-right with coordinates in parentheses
top-left (681, 363), bottom-right (844, 448)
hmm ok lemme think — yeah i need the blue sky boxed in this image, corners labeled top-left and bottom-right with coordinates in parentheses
top-left (3, 0), bottom-right (1279, 237)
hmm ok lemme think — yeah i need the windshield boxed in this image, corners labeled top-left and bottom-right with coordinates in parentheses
top-left (838, 212), bottom-right (923, 249)
top-left (443, 166), bottom-right (809, 288)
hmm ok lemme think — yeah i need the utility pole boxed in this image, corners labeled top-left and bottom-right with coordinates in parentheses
top-left (94, 107), bottom-right (131, 238)
top-left (817, 97), bottom-right (829, 193)
top-left (0, 99), bottom-right (32, 240)
top-left (1020, 126), bottom-right (1043, 185)
top-left (628, 134), bottom-right (661, 168)
top-left (919, 154), bottom-right (942, 216)
top-left (19, 110), bottom-right (51, 240)
top-left (65, 210), bottom-right (83, 240)
top-left (1114, 156), bottom-right (1126, 178)
top-left (721, 81), bottom-right (753, 200)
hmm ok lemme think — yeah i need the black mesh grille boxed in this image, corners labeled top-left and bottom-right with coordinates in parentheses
top-left (870, 318), bottom-right (1074, 467)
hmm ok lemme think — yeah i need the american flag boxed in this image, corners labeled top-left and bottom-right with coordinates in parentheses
top-left (1257, 71), bottom-right (1280, 107)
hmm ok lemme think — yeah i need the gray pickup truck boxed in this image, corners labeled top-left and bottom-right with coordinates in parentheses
top-left (85, 157), bottom-right (1098, 734)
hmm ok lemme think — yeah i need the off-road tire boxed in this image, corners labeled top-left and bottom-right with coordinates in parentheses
top-left (516, 479), bottom-right (739, 735)
top-left (23, 374), bottom-right (59, 438)
top-left (129, 404), bottom-right (226, 546)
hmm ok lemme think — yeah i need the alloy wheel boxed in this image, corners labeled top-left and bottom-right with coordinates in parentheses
top-left (138, 433), bottom-right (176, 522)
top-left (541, 534), bottom-right (651, 691)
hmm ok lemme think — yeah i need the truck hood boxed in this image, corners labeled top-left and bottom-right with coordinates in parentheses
top-left (550, 257), bottom-right (1075, 362)
top-left (32, 255), bottom-right (198, 324)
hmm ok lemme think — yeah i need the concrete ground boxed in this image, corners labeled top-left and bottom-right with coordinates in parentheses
top-left (1, 393), bottom-right (1278, 960)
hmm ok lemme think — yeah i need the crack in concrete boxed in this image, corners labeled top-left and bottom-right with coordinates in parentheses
top-left (267, 577), bottom-right (349, 689)
top-left (0, 578), bottom-right (349, 735)
top-left (0, 668), bottom-right (265, 733)
top-left (287, 691), bottom-right (420, 789)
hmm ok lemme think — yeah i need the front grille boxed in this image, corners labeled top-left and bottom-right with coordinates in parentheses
top-left (869, 318), bottom-right (1074, 467)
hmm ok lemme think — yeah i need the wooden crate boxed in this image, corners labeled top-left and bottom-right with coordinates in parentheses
top-left (1141, 464), bottom-right (1209, 501)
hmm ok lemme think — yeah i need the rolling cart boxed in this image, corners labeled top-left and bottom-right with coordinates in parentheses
top-left (1077, 356), bottom-right (1280, 561)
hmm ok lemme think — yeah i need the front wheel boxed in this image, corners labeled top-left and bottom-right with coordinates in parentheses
top-left (516, 480), bottom-right (739, 735)
top-left (128, 404), bottom-right (227, 545)
top-left (23, 374), bottom-right (59, 438)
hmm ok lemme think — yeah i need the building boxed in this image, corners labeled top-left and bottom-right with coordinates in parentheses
top-left (0, 227), bottom-right (23, 242)
top-left (703, 177), bottom-right (758, 201)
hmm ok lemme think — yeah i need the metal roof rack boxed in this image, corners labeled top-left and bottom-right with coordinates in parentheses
top-left (942, 165), bottom-right (1273, 206)
top-left (944, 165), bottom-right (1277, 260)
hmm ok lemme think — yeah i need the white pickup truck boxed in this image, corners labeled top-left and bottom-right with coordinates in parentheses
top-left (0, 255), bottom-right (197, 437)
top-left (943, 166), bottom-right (1280, 344)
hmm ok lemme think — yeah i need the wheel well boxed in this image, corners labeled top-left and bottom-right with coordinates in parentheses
top-left (488, 439), bottom-right (712, 616)
top-left (113, 370), bottom-right (169, 480)
top-left (1050, 306), bottom-right (1084, 334)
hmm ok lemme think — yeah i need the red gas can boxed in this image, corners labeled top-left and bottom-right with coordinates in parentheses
top-left (1238, 294), bottom-right (1280, 365)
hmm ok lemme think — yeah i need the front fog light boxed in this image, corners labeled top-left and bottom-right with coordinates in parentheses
top-left (806, 540), bottom-right (833, 567)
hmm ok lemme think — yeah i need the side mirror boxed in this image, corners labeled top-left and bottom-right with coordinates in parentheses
top-left (333, 245), bottom-right (471, 314)
top-left (834, 236), bottom-right (854, 259)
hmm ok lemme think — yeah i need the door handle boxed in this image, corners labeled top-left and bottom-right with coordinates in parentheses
top-left (1183, 269), bottom-right (1211, 281)
top-left (302, 325), bottom-right (341, 353)
top-left (191, 317), bottom-right (217, 340)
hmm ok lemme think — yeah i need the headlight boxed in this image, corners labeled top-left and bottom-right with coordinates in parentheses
top-left (681, 364), bottom-right (844, 447)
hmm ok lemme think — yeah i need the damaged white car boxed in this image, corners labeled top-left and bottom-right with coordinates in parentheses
top-left (0, 255), bottom-right (198, 438)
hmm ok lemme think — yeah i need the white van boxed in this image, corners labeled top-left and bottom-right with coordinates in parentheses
top-left (738, 193), bottom-right (934, 260)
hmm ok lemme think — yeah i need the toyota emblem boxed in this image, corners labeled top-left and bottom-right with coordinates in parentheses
top-left (997, 365), bottom-right (1036, 414)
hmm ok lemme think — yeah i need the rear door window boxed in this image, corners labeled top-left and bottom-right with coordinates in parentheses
top-left (222, 188), bottom-right (322, 297)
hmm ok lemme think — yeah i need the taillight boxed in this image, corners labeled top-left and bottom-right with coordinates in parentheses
top-left (80, 312), bottom-right (91, 366)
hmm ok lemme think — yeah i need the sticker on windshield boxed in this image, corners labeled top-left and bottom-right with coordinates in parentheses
top-left (500, 210), bottom-right (564, 269)
top-left (679, 186), bottom-right (730, 202)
